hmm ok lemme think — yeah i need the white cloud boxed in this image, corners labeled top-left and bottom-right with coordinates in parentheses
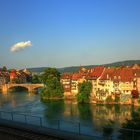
top-left (11, 41), bottom-right (32, 52)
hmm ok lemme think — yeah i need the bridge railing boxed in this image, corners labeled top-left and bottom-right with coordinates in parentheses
top-left (0, 111), bottom-right (139, 140)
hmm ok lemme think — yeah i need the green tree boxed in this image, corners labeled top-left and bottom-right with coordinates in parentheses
top-left (12, 77), bottom-right (21, 83)
top-left (106, 95), bottom-right (114, 102)
top-left (2, 66), bottom-right (7, 72)
top-left (137, 96), bottom-right (140, 104)
top-left (41, 68), bottom-right (60, 84)
top-left (115, 95), bottom-right (120, 102)
top-left (40, 68), bottom-right (64, 99)
top-left (77, 81), bottom-right (92, 103)
top-left (32, 74), bottom-right (41, 83)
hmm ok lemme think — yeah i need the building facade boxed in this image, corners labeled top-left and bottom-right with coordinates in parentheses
top-left (61, 65), bottom-right (140, 101)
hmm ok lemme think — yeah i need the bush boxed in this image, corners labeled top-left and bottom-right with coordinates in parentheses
top-left (138, 97), bottom-right (140, 104)
top-left (115, 96), bottom-right (120, 102)
top-left (106, 95), bottom-right (114, 102)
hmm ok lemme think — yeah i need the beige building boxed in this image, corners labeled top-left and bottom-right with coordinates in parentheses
top-left (61, 65), bottom-right (140, 101)
top-left (119, 81), bottom-right (133, 95)
top-left (137, 78), bottom-right (140, 93)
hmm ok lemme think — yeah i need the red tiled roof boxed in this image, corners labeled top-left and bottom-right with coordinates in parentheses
top-left (100, 67), bottom-right (115, 80)
top-left (100, 67), bottom-right (140, 82)
top-left (61, 73), bottom-right (72, 79)
top-left (60, 66), bottom-right (140, 82)
top-left (87, 66), bottom-right (105, 80)
top-left (101, 67), bottom-right (134, 82)
top-left (117, 68), bottom-right (133, 82)
top-left (71, 73), bottom-right (81, 80)
top-left (133, 69), bottom-right (140, 78)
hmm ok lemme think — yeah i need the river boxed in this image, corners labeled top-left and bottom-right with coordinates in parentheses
top-left (0, 91), bottom-right (139, 137)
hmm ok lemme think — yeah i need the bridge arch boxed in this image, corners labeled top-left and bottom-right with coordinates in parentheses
top-left (33, 86), bottom-right (43, 94)
top-left (8, 86), bottom-right (29, 92)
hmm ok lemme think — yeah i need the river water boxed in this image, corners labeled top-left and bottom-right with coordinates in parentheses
top-left (0, 91), bottom-right (139, 137)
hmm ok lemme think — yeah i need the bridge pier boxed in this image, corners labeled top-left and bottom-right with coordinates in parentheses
top-left (2, 84), bottom-right (8, 94)
top-left (28, 87), bottom-right (34, 93)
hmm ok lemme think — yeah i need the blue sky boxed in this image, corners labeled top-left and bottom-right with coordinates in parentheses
top-left (0, 0), bottom-right (140, 69)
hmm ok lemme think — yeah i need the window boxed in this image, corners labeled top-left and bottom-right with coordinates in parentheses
top-left (65, 85), bottom-right (70, 88)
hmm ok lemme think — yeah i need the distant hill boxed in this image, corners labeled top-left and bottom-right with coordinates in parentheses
top-left (28, 60), bottom-right (140, 73)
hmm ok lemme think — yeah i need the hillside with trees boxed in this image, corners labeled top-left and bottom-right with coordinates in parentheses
top-left (28, 60), bottom-right (140, 73)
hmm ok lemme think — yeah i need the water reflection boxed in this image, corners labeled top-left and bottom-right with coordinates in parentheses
top-left (42, 100), bottom-right (64, 120)
top-left (78, 103), bottom-right (93, 123)
top-left (63, 100), bottom-right (79, 120)
top-left (0, 92), bottom-right (139, 129)
top-left (91, 104), bottom-right (132, 128)
top-left (0, 92), bottom-right (41, 115)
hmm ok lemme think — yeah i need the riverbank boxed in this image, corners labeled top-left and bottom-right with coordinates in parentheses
top-left (41, 96), bottom-right (140, 106)
top-left (92, 99), bottom-right (140, 106)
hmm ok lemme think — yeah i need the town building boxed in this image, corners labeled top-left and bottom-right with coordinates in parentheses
top-left (10, 69), bottom-right (32, 83)
top-left (60, 73), bottom-right (72, 96)
top-left (60, 64), bottom-right (140, 101)
top-left (0, 69), bottom-right (9, 84)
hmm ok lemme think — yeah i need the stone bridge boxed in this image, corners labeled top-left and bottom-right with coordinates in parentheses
top-left (1, 83), bottom-right (44, 93)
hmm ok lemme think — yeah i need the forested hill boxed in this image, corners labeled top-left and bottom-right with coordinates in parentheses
top-left (28, 60), bottom-right (140, 73)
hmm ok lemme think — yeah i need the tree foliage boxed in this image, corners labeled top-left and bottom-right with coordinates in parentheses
top-left (12, 77), bottom-right (21, 84)
top-left (41, 68), bottom-right (60, 84)
top-left (106, 95), bottom-right (114, 102)
top-left (32, 74), bottom-right (41, 83)
top-left (2, 66), bottom-right (7, 72)
top-left (77, 81), bottom-right (92, 103)
top-left (115, 95), bottom-right (120, 102)
top-left (40, 68), bottom-right (64, 99)
top-left (137, 97), bottom-right (140, 104)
